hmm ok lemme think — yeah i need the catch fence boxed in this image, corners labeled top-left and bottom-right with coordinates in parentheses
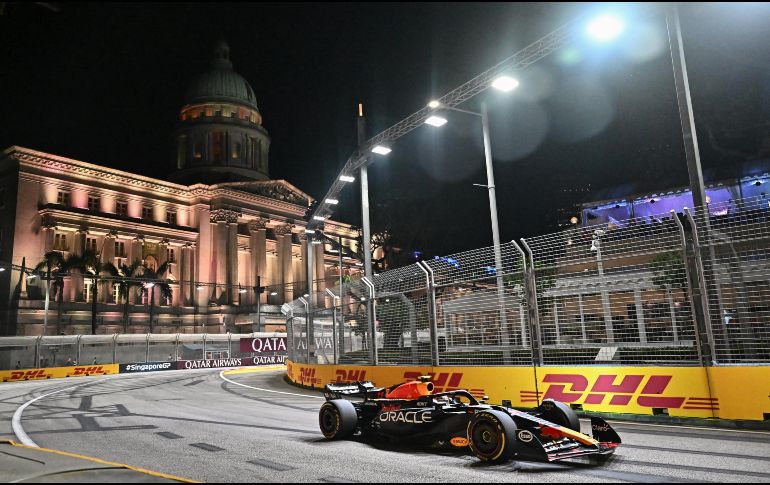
top-left (287, 196), bottom-right (770, 367)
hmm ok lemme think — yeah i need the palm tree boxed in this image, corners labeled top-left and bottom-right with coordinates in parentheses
top-left (34, 251), bottom-right (84, 335)
top-left (137, 261), bottom-right (172, 334)
top-left (104, 259), bottom-right (143, 333)
top-left (78, 250), bottom-right (121, 334)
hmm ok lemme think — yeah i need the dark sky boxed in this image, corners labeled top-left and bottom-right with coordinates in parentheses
top-left (2, 2), bottom-right (770, 256)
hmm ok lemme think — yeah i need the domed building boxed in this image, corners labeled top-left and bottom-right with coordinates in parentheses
top-left (170, 39), bottom-right (271, 184)
top-left (0, 40), bottom-right (362, 337)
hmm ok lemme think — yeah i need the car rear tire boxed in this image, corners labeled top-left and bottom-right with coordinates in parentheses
top-left (467, 410), bottom-right (517, 462)
top-left (319, 400), bottom-right (358, 439)
top-left (539, 399), bottom-right (581, 433)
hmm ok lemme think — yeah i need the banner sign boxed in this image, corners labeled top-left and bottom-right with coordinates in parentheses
top-left (178, 355), bottom-right (286, 370)
top-left (120, 362), bottom-right (175, 373)
top-left (284, 361), bottom-right (770, 421)
top-left (1, 364), bottom-right (119, 382)
top-left (240, 337), bottom-right (287, 354)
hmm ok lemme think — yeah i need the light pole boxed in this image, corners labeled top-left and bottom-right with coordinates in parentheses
top-left (425, 83), bottom-right (518, 359)
top-left (591, 229), bottom-right (614, 344)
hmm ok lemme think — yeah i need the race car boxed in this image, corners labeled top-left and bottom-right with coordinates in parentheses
top-left (318, 376), bottom-right (621, 463)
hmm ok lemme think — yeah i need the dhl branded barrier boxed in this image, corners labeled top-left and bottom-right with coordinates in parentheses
top-left (1, 364), bottom-right (119, 382)
top-left (286, 361), bottom-right (770, 422)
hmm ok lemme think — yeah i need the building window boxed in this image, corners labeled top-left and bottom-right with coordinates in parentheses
top-left (54, 233), bottom-right (68, 251)
top-left (84, 278), bottom-right (94, 303)
top-left (212, 132), bottom-right (225, 163)
top-left (142, 206), bottom-right (152, 220)
top-left (232, 142), bottom-right (241, 159)
top-left (86, 237), bottom-right (97, 254)
top-left (193, 142), bottom-right (203, 159)
top-left (141, 287), bottom-right (149, 305)
top-left (113, 283), bottom-right (122, 303)
top-left (250, 138), bottom-right (258, 169)
top-left (166, 210), bottom-right (177, 225)
top-left (115, 241), bottom-right (126, 257)
top-left (57, 191), bottom-right (71, 206)
top-left (167, 248), bottom-right (176, 263)
top-left (116, 201), bottom-right (128, 216)
top-left (177, 136), bottom-right (186, 169)
top-left (87, 195), bottom-right (100, 212)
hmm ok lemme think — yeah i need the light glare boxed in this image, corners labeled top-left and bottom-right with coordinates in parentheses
top-left (325, 198), bottom-right (339, 205)
top-left (425, 115), bottom-right (448, 127)
top-left (339, 175), bottom-right (355, 182)
top-left (491, 75), bottom-right (519, 92)
top-left (371, 145), bottom-right (392, 155)
top-left (587, 14), bottom-right (624, 41)
top-left (428, 100), bottom-right (441, 109)
top-left (313, 215), bottom-right (326, 221)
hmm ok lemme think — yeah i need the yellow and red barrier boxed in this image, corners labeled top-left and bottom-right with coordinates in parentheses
top-left (286, 361), bottom-right (770, 421)
top-left (1, 364), bottom-right (119, 383)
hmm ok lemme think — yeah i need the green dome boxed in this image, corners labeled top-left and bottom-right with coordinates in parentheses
top-left (184, 39), bottom-right (259, 111)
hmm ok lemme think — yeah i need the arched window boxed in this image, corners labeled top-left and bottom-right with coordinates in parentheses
top-left (177, 136), bottom-right (187, 168)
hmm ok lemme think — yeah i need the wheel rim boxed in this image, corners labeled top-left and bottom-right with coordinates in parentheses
top-left (320, 406), bottom-right (338, 435)
top-left (471, 419), bottom-right (500, 456)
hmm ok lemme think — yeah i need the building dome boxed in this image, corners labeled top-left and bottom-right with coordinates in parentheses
top-left (169, 38), bottom-right (271, 185)
top-left (184, 39), bottom-right (259, 111)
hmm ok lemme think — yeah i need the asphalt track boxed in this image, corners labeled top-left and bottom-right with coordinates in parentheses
top-left (1, 366), bottom-right (770, 483)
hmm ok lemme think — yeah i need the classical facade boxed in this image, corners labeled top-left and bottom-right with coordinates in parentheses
top-left (0, 40), bottom-right (362, 336)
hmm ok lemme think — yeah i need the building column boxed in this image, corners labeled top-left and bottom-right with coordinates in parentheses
top-left (101, 232), bottom-right (116, 303)
top-left (71, 229), bottom-right (86, 302)
top-left (314, 240), bottom-right (325, 300)
top-left (249, 218), bottom-right (269, 305)
top-left (181, 243), bottom-right (193, 306)
top-left (41, 222), bottom-right (56, 255)
top-left (228, 222), bottom-right (239, 304)
top-left (129, 235), bottom-right (144, 304)
top-left (297, 233), bottom-right (308, 300)
top-left (274, 224), bottom-right (294, 303)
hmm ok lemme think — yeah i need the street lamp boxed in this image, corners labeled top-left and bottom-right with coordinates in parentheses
top-left (426, 81), bottom-right (518, 358)
top-left (586, 14), bottom-right (625, 41)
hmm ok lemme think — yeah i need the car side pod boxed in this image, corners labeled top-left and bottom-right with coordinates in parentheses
top-left (319, 399), bottom-right (358, 440)
top-left (467, 410), bottom-right (518, 462)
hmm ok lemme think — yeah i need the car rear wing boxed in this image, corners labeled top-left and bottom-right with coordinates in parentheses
top-left (323, 381), bottom-right (385, 400)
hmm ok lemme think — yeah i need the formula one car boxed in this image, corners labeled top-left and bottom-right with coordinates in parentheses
top-left (318, 376), bottom-right (620, 463)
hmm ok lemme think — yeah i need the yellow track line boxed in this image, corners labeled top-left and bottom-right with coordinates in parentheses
top-left (222, 365), bottom-right (286, 375)
top-left (1, 439), bottom-right (198, 482)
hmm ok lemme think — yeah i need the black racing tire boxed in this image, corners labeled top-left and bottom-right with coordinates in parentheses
top-left (539, 399), bottom-right (581, 433)
top-left (319, 400), bottom-right (358, 440)
top-left (467, 410), bottom-right (517, 462)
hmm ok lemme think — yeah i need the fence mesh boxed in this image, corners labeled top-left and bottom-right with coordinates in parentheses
top-left (692, 196), bottom-right (770, 363)
top-left (287, 196), bottom-right (770, 367)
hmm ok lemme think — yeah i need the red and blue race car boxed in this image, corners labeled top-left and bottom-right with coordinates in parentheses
top-left (319, 376), bottom-right (621, 463)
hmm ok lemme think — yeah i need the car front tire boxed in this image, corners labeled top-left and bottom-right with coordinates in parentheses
top-left (467, 410), bottom-right (517, 462)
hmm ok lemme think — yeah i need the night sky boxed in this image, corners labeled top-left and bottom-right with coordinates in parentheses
top-left (2, 2), bottom-right (770, 257)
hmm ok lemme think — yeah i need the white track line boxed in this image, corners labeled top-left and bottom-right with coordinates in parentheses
top-left (219, 370), bottom-right (324, 399)
top-left (12, 377), bottom-right (113, 447)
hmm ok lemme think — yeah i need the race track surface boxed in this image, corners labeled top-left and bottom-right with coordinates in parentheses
top-left (1, 366), bottom-right (769, 483)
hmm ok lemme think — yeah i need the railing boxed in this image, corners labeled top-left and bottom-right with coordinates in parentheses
top-left (0, 333), bottom-right (286, 370)
top-left (286, 195), bottom-right (770, 367)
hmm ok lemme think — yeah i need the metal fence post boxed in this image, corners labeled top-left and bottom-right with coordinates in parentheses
top-left (145, 333), bottom-right (150, 363)
top-left (361, 277), bottom-right (379, 366)
top-left (227, 332), bottom-right (232, 359)
top-left (520, 239), bottom-right (544, 366)
top-left (76, 334), bottom-right (82, 365)
top-left (112, 333), bottom-right (119, 364)
top-left (202, 333), bottom-right (208, 360)
top-left (34, 336), bottom-right (42, 369)
top-left (417, 262), bottom-right (440, 366)
top-left (683, 208), bottom-right (717, 365)
top-left (299, 297), bottom-right (310, 363)
top-left (325, 288), bottom-right (339, 364)
top-left (672, 210), bottom-right (706, 364)
top-left (174, 333), bottom-right (180, 362)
